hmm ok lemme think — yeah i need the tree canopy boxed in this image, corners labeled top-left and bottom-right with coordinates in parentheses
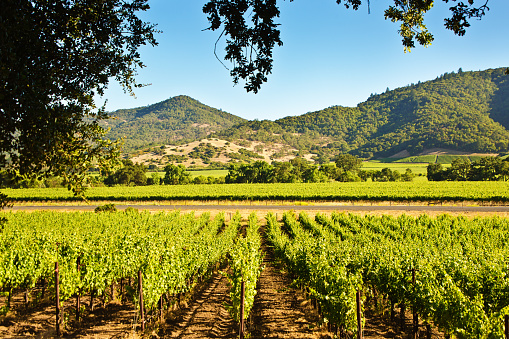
top-left (104, 159), bottom-right (148, 186)
top-left (335, 153), bottom-right (362, 173)
top-left (426, 156), bottom-right (509, 181)
top-left (163, 164), bottom-right (191, 185)
top-left (0, 0), bottom-right (157, 195)
top-left (203, 0), bottom-right (492, 92)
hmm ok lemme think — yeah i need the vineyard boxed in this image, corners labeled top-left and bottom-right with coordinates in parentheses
top-left (3, 181), bottom-right (509, 203)
top-left (0, 210), bottom-right (508, 338)
top-left (267, 211), bottom-right (509, 338)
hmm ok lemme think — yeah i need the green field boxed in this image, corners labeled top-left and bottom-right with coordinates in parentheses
top-left (2, 210), bottom-right (508, 337)
top-left (392, 155), bottom-right (437, 163)
top-left (384, 154), bottom-right (485, 164)
top-left (3, 181), bottom-right (509, 203)
top-left (187, 169), bottom-right (229, 178)
top-left (361, 161), bottom-right (429, 176)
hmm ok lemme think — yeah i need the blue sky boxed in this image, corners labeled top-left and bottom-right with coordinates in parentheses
top-left (99, 0), bottom-right (509, 121)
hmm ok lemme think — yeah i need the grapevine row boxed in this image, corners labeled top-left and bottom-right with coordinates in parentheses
top-left (278, 211), bottom-right (509, 338)
top-left (4, 180), bottom-right (509, 203)
top-left (225, 212), bottom-right (264, 336)
top-left (0, 210), bottom-right (238, 332)
top-left (265, 211), bottom-right (361, 335)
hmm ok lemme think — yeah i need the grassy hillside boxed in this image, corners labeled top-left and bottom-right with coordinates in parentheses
top-left (130, 137), bottom-right (316, 169)
top-left (104, 95), bottom-right (246, 152)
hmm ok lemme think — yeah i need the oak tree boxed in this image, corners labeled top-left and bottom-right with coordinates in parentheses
top-left (163, 164), bottom-right (190, 185)
top-left (335, 153), bottom-right (362, 173)
top-left (203, 0), bottom-right (492, 93)
top-left (0, 0), bottom-right (157, 195)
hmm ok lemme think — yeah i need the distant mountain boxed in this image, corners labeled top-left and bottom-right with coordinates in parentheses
top-left (104, 95), bottom-right (246, 152)
top-left (108, 68), bottom-right (509, 164)
top-left (214, 67), bottom-right (509, 161)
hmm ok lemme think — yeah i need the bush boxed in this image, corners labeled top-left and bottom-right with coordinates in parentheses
top-left (94, 204), bottom-right (117, 213)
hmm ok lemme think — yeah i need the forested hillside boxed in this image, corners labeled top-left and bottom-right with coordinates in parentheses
top-left (215, 67), bottom-right (509, 160)
top-left (106, 68), bottom-right (509, 162)
top-left (105, 95), bottom-right (246, 152)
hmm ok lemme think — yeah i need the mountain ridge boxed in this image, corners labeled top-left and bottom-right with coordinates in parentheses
top-left (106, 67), bottom-right (509, 165)
top-left (213, 67), bottom-right (509, 161)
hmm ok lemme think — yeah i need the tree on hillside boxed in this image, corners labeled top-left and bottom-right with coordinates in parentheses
top-left (0, 0), bottom-right (157, 196)
top-left (203, 0), bottom-right (493, 92)
top-left (448, 158), bottom-right (471, 181)
top-left (163, 164), bottom-right (190, 185)
top-left (335, 154), bottom-right (362, 173)
top-left (104, 160), bottom-right (148, 186)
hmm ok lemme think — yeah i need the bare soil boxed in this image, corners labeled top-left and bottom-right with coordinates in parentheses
top-left (0, 286), bottom-right (139, 338)
top-left (249, 245), bottom-right (326, 339)
top-left (158, 272), bottom-right (236, 339)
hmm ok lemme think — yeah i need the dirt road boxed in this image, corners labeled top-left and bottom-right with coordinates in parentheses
top-left (8, 203), bottom-right (509, 213)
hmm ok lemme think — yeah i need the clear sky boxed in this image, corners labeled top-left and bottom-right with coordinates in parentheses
top-left (98, 0), bottom-right (509, 121)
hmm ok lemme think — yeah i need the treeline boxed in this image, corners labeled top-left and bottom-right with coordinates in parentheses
top-left (0, 155), bottom-right (415, 189)
top-left (0, 160), bottom-right (223, 189)
top-left (427, 156), bottom-right (509, 181)
top-left (223, 155), bottom-right (414, 184)
top-left (143, 154), bottom-right (415, 185)
top-left (159, 154), bottom-right (414, 185)
top-left (101, 160), bottom-right (230, 186)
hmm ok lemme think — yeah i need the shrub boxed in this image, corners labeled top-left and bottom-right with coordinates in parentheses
top-left (94, 204), bottom-right (117, 213)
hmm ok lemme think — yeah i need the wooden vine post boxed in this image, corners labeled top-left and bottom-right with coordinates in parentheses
top-left (411, 268), bottom-right (419, 338)
top-left (138, 270), bottom-right (145, 332)
top-left (120, 278), bottom-right (124, 303)
top-left (239, 280), bottom-right (245, 339)
top-left (356, 289), bottom-right (363, 339)
top-left (76, 256), bottom-right (81, 323)
top-left (111, 282), bottom-right (115, 302)
top-left (55, 262), bottom-right (61, 337)
top-left (426, 323), bottom-right (432, 339)
top-left (159, 295), bottom-right (164, 323)
top-left (41, 279), bottom-right (46, 299)
top-left (505, 314), bottom-right (509, 339)
top-left (400, 302), bottom-right (406, 331)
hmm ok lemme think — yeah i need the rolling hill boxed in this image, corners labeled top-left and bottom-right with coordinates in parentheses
top-left (107, 67), bottom-right (509, 166)
top-left (104, 95), bottom-right (246, 152)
